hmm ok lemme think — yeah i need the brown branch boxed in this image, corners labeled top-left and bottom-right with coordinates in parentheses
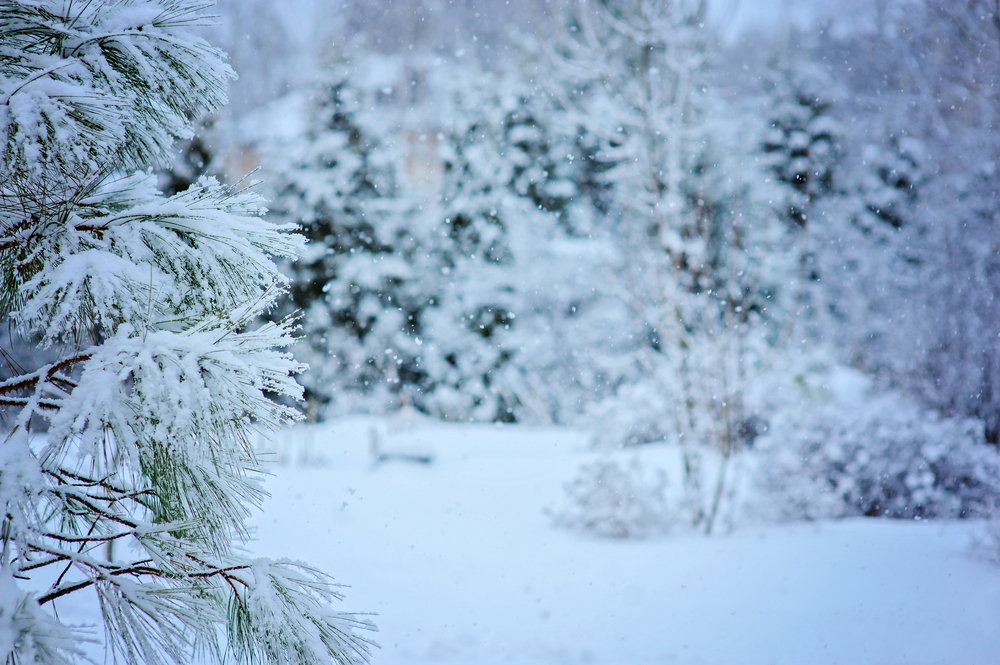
top-left (19, 554), bottom-right (68, 573)
top-left (74, 223), bottom-right (110, 234)
top-left (223, 575), bottom-right (242, 596)
top-left (37, 579), bottom-right (94, 604)
top-left (0, 397), bottom-right (59, 410)
top-left (36, 555), bottom-right (164, 605)
top-left (47, 355), bottom-right (92, 379)
top-left (48, 374), bottom-right (77, 391)
top-left (51, 491), bottom-right (139, 530)
top-left (183, 552), bottom-right (251, 581)
top-left (41, 530), bottom-right (132, 544)
top-left (44, 469), bottom-right (157, 514)
top-left (0, 353), bottom-right (92, 398)
top-left (189, 564), bottom-right (251, 579)
top-left (37, 559), bottom-right (250, 605)
top-left (45, 467), bottom-right (137, 497)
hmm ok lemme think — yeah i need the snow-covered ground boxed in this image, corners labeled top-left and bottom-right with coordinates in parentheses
top-left (238, 416), bottom-right (1000, 665)
top-left (49, 416), bottom-right (1000, 664)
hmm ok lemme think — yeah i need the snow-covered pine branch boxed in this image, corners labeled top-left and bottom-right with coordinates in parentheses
top-left (0, 2), bottom-right (375, 664)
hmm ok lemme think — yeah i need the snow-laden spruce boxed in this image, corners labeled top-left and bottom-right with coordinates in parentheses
top-left (264, 56), bottom-right (431, 417)
top-left (0, 2), bottom-right (374, 664)
top-left (264, 53), bottom-right (617, 425)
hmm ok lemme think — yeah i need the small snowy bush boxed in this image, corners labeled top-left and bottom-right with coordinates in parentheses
top-left (759, 393), bottom-right (1000, 520)
top-left (552, 459), bottom-right (670, 539)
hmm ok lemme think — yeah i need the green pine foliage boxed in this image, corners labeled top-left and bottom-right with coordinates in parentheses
top-left (0, 2), bottom-right (374, 663)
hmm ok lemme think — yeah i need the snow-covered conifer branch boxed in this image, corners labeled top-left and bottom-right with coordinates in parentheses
top-left (0, 1), bottom-right (375, 663)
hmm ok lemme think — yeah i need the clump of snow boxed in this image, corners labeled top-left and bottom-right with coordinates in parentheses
top-left (0, 568), bottom-right (84, 665)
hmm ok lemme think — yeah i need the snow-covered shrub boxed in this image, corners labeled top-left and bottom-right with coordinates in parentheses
top-left (759, 392), bottom-right (1000, 521)
top-left (975, 521), bottom-right (1000, 566)
top-left (552, 459), bottom-right (670, 539)
top-left (584, 383), bottom-right (675, 448)
top-left (545, 0), bottom-right (800, 532)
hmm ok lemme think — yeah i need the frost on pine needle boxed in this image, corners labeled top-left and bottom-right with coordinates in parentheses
top-left (0, 567), bottom-right (86, 665)
top-left (228, 560), bottom-right (376, 665)
top-left (0, 2), bottom-right (375, 664)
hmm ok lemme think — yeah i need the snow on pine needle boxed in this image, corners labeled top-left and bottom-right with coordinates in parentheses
top-left (0, 2), bottom-right (376, 664)
top-left (11, 174), bottom-right (303, 347)
top-left (0, 0), bottom-right (230, 177)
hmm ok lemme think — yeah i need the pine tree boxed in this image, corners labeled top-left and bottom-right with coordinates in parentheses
top-left (415, 66), bottom-right (528, 422)
top-left (499, 67), bottom-right (600, 237)
top-left (760, 61), bottom-right (842, 227)
top-left (0, 2), bottom-right (374, 663)
top-left (815, 128), bottom-right (928, 377)
top-left (491, 66), bottom-right (630, 424)
top-left (267, 55), bottom-right (615, 425)
top-left (756, 57), bottom-right (846, 351)
top-left (421, 64), bottom-right (616, 424)
top-left (266, 56), bottom-right (430, 417)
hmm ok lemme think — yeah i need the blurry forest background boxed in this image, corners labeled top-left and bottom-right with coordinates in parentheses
top-left (121, 0), bottom-right (1000, 529)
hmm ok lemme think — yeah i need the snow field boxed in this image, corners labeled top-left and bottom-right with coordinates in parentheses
top-left (247, 417), bottom-right (1000, 665)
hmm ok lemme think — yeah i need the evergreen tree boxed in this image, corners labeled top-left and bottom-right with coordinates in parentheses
top-left (813, 128), bottom-right (927, 376)
top-left (499, 68), bottom-right (601, 237)
top-left (494, 67), bottom-right (634, 423)
top-left (420, 64), bottom-right (617, 423)
top-left (416, 66), bottom-right (528, 422)
top-left (0, 2), bottom-right (374, 663)
top-left (267, 54), bottom-right (618, 425)
top-left (266, 57), bottom-right (429, 416)
top-left (760, 61), bottom-right (842, 227)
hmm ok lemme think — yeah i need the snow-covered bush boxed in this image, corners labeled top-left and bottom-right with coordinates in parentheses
top-left (759, 390), bottom-right (1000, 521)
top-left (0, 2), bottom-right (373, 663)
top-left (551, 459), bottom-right (670, 539)
top-left (545, 0), bottom-right (800, 532)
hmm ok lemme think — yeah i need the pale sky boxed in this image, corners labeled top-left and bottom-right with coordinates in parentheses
top-left (711, 0), bottom-right (826, 42)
